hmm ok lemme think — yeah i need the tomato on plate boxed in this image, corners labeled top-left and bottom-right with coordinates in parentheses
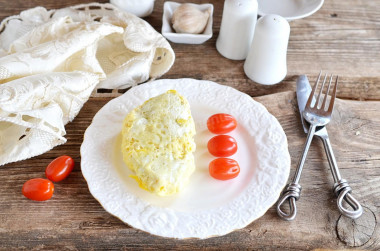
top-left (22, 178), bottom-right (54, 201)
top-left (207, 135), bottom-right (238, 157)
top-left (209, 158), bottom-right (240, 180)
top-left (207, 113), bottom-right (237, 134)
top-left (45, 155), bottom-right (74, 182)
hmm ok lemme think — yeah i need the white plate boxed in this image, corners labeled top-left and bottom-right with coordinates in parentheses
top-left (80, 78), bottom-right (290, 239)
top-left (258, 0), bottom-right (324, 21)
top-left (162, 2), bottom-right (213, 44)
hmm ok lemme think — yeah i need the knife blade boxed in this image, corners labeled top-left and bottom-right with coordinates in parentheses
top-left (296, 75), bottom-right (311, 133)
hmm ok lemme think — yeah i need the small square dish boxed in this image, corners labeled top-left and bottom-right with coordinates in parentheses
top-left (162, 1), bottom-right (214, 44)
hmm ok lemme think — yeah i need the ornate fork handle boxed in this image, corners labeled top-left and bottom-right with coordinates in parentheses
top-left (319, 134), bottom-right (363, 219)
top-left (277, 124), bottom-right (317, 221)
top-left (276, 183), bottom-right (301, 221)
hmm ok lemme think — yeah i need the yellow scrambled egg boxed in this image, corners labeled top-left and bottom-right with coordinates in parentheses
top-left (121, 90), bottom-right (196, 196)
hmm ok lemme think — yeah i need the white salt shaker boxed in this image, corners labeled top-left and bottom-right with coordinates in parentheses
top-left (244, 14), bottom-right (290, 85)
top-left (216, 0), bottom-right (258, 60)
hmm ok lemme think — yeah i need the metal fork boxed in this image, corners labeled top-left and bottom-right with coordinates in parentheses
top-left (277, 73), bottom-right (339, 221)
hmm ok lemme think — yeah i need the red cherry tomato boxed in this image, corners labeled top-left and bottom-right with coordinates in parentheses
top-left (209, 158), bottom-right (240, 180)
top-left (45, 155), bottom-right (74, 182)
top-left (207, 135), bottom-right (238, 157)
top-left (207, 113), bottom-right (237, 134)
top-left (22, 178), bottom-right (54, 201)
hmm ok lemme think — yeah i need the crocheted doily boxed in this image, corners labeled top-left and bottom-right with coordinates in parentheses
top-left (0, 2), bottom-right (175, 91)
top-left (0, 3), bottom-right (175, 166)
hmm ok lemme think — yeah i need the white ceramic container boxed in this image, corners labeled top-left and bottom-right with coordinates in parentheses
top-left (244, 14), bottom-right (290, 85)
top-left (216, 0), bottom-right (258, 60)
top-left (162, 1), bottom-right (214, 44)
top-left (257, 0), bottom-right (324, 21)
top-left (110, 0), bottom-right (155, 17)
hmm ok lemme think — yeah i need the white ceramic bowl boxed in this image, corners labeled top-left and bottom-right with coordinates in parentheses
top-left (110, 0), bottom-right (155, 17)
top-left (257, 0), bottom-right (324, 21)
top-left (162, 1), bottom-right (213, 44)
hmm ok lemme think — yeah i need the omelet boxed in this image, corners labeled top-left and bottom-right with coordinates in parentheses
top-left (121, 90), bottom-right (196, 196)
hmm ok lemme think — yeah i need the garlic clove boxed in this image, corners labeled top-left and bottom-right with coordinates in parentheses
top-left (171, 4), bottom-right (211, 34)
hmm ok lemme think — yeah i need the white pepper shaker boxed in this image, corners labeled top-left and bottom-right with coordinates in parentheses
top-left (216, 0), bottom-right (258, 60)
top-left (244, 14), bottom-right (290, 85)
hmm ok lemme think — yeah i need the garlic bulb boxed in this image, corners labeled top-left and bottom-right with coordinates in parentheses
top-left (171, 4), bottom-right (211, 34)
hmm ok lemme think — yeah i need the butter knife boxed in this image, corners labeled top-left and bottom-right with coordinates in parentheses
top-left (296, 75), bottom-right (362, 219)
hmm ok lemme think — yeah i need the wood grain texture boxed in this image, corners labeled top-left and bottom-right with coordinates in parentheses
top-left (0, 0), bottom-right (379, 100)
top-left (0, 0), bottom-right (380, 250)
top-left (337, 206), bottom-right (377, 247)
top-left (1, 93), bottom-right (379, 250)
top-left (146, 0), bottom-right (380, 101)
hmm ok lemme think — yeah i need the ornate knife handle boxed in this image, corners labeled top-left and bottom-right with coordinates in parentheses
top-left (334, 179), bottom-right (363, 219)
top-left (320, 136), bottom-right (363, 219)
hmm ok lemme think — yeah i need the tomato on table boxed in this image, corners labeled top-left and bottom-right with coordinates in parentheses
top-left (209, 158), bottom-right (240, 180)
top-left (45, 155), bottom-right (74, 182)
top-left (22, 178), bottom-right (54, 201)
top-left (207, 113), bottom-right (237, 134)
top-left (207, 135), bottom-right (238, 157)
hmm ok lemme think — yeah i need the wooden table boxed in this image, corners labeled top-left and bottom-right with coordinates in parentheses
top-left (1, 0), bottom-right (379, 250)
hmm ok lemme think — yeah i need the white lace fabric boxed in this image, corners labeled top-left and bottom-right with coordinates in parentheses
top-left (0, 3), bottom-right (175, 166)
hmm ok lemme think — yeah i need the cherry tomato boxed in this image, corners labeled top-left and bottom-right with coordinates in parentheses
top-left (22, 178), bottom-right (54, 201)
top-left (45, 155), bottom-right (74, 182)
top-left (209, 158), bottom-right (240, 180)
top-left (207, 113), bottom-right (237, 134)
top-left (207, 135), bottom-right (238, 157)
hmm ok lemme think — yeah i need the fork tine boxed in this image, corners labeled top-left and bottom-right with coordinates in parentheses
top-left (316, 73), bottom-right (328, 108)
top-left (322, 74), bottom-right (333, 110)
top-left (306, 71), bottom-right (322, 108)
top-left (328, 76), bottom-right (339, 113)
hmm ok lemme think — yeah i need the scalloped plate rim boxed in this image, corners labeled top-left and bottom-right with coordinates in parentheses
top-left (80, 78), bottom-right (290, 239)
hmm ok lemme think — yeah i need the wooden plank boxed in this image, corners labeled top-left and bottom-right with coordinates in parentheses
top-left (1, 92), bottom-right (379, 250)
top-left (0, 0), bottom-right (379, 249)
top-left (0, 0), bottom-right (379, 100)
top-left (149, 0), bottom-right (380, 100)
